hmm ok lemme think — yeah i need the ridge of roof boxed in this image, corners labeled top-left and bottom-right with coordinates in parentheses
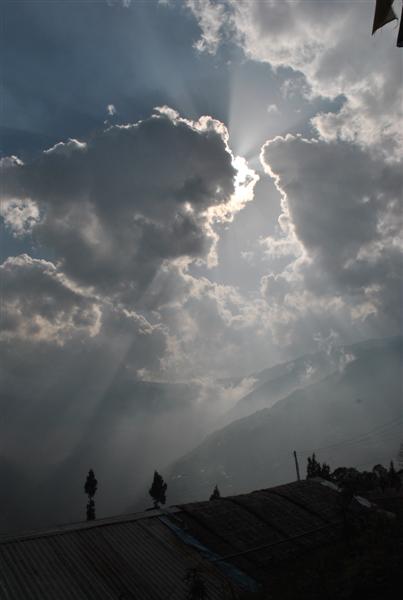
top-left (0, 506), bottom-right (181, 545)
top-left (1, 478), bottom-right (368, 547)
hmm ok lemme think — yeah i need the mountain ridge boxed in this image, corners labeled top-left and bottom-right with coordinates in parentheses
top-left (165, 335), bottom-right (403, 505)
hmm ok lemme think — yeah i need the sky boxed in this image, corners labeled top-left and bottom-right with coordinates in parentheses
top-left (0, 0), bottom-right (402, 526)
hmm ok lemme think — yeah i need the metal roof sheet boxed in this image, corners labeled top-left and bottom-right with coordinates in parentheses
top-left (0, 479), bottom-right (365, 599)
top-left (0, 515), bottom-right (231, 599)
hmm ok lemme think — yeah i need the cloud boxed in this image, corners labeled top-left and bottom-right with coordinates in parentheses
top-left (153, 267), bottom-right (278, 378)
top-left (0, 252), bottom-right (272, 529)
top-left (0, 249), bottom-right (173, 523)
top-left (267, 103), bottom-right (279, 114)
top-left (0, 106), bottom-right (265, 527)
top-left (0, 254), bottom-right (101, 343)
top-left (107, 0), bottom-right (132, 7)
top-left (185, 0), bottom-right (403, 160)
top-left (185, 0), bottom-right (227, 54)
top-left (1, 109), bottom-right (255, 305)
top-left (180, 0), bottom-right (403, 349)
top-left (2, 0), bottom-right (401, 528)
top-left (0, 197), bottom-right (40, 237)
top-left (260, 134), bottom-right (403, 330)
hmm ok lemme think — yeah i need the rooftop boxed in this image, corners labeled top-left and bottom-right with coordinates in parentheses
top-left (0, 479), bottom-right (371, 600)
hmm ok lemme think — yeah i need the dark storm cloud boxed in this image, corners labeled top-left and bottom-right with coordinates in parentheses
top-left (2, 110), bottom-right (237, 302)
top-left (263, 136), bottom-right (401, 259)
top-left (261, 135), bottom-right (403, 327)
top-left (0, 252), bottom-right (168, 380)
top-left (0, 254), bottom-right (100, 342)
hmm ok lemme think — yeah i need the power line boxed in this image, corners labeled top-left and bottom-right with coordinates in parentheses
top-left (301, 424), bottom-right (402, 456)
top-left (297, 417), bottom-right (403, 456)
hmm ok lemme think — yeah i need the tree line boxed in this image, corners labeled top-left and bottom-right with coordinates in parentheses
top-left (306, 452), bottom-right (402, 497)
top-left (83, 443), bottom-right (403, 522)
top-left (83, 468), bottom-right (222, 522)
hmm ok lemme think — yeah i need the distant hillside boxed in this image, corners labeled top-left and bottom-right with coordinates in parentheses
top-left (166, 336), bottom-right (403, 504)
top-left (223, 336), bottom-right (401, 423)
top-left (222, 351), bottom-right (336, 424)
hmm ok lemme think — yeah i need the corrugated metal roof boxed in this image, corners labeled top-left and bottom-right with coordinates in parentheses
top-left (0, 479), bottom-right (367, 599)
top-left (0, 511), bottom-right (232, 600)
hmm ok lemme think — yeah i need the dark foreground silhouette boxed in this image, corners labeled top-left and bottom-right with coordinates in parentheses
top-left (1, 471), bottom-right (402, 599)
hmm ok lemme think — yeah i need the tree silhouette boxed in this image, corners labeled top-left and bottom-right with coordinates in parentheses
top-left (388, 460), bottom-right (401, 491)
top-left (333, 466), bottom-right (377, 497)
top-left (397, 442), bottom-right (403, 470)
top-left (373, 463), bottom-right (388, 492)
top-left (306, 453), bottom-right (331, 480)
top-left (84, 469), bottom-right (98, 521)
top-left (209, 485), bottom-right (221, 501)
top-left (149, 470), bottom-right (167, 509)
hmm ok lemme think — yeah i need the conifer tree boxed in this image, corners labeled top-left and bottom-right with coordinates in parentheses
top-left (397, 442), bottom-right (403, 470)
top-left (373, 463), bottom-right (388, 492)
top-left (209, 485), bottom-right (221, 501)
top-left (388, 460), bottom-right (401, 490)
top-left (84, 469), bottom-right (98, 521)
top-left (149, 470), bottom-right (167, 509)
top-left (306, 453), bottom-right (331, 480)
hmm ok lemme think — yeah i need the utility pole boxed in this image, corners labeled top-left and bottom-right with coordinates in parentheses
top-left (293, 450), bottom-right (301, 482)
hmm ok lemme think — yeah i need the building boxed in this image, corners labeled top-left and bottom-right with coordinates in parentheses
top-left (0, 479), bottom-right (374, 599)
